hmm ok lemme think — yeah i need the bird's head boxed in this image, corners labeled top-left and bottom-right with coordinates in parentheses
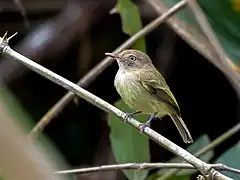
top-left (105, 49), bottom-right (153, 71)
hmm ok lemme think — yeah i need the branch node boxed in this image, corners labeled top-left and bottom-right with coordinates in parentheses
top-left (0, 32), bottom-right (18, 53)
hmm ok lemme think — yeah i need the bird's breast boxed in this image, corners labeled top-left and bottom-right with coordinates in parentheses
top-left (114, 71), bottom-right (168, 115)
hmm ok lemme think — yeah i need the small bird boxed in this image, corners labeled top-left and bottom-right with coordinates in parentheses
top-left (105, 49), bottom-right (193, 143)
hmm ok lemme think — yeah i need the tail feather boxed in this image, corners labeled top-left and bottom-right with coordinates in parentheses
top-left (170, 114), bottom-right (193, 143)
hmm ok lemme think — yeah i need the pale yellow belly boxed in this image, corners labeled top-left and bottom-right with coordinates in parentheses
top-left (115, 73), bottom-right (171, 117)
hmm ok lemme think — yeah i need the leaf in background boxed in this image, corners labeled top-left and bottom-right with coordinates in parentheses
top-left (0, 87), bottom-right (34, 132)
top-left (108, 100), bottom-right (150, 180)
top-left (157, 134), bottom-right (213, 176)
top-left (0, 87), bottom-right (73, 180)
top-left (157, 175), bottom-right (190, 180)
top-left (117, 0), bottom-right (146, 52)
top-left (215, 142), bottom-right (240, 179)
top-left (147, 172), bottom-right (190, 180)
top-left (162, 0), bottom-right (240, 67)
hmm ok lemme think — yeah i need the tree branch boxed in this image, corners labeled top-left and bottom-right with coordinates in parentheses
top-left (28, 1), bottom-right (186, 139)
top-left (158, 123), bottom-right (240, 180)
top-left (54, 162), bottom-right (240, 175)
top-left (147, 0), bottom-right (240, 102)
top-left (185, 0), bottom-right (239, 72)
top-left (0, 33), bottom-right (232, 180)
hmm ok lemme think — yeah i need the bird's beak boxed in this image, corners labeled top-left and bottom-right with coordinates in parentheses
top-left (105, 52), bottom-right (121, 60)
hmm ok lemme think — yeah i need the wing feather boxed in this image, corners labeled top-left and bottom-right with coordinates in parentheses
top-left (138, 70), bottom-right (180, 114)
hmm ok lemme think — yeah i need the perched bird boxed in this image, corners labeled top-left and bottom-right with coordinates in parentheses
top-left (105, 49), bottom-right (193, 143)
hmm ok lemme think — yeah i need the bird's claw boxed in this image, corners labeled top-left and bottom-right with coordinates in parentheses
top-left (123, 113), bottom-right (132, 122)
top-left (139, 112), bottom-right (157, 133)
top-left (123, 111), bottom-right (142, 122)
top-left (139, 122), bottom-right (150, 133)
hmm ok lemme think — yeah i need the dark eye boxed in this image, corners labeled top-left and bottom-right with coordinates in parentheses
top-left (129, 55), bottom-right (136, 61)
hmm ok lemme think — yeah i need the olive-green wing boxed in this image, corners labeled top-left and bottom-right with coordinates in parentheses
top-left (140, 77), bottom-right (180, 114)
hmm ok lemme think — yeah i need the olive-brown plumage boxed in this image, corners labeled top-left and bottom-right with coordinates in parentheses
top-left (105, 49), bottom-right (193, 143)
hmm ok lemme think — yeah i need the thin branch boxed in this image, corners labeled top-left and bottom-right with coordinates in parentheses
top-left (195, 123), bottom-right (240, 157)
top-left (146, 0), bottom-right (220, 67)
top-left (54, 162), bottom-right (240, 175)
top-left (186, 0), bottom-right (240, 72)
top-left (13, 0), bottom-right (30, 28)
top-left (157, 123), bottom-right (240, 180)
top-left (28, 1), bottom-right (187, 139)
top-left (147, 0), bottom-right (240, 102)
top-left (56, 163), bottom-right (194, 174)
top-left (0, 33), bottom-right (232, 180)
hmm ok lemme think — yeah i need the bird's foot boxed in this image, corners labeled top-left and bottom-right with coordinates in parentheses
top-left (139, 112), bottom-right (157, 133)
top-left (139, 123), bottom-right (150, 133)
top-left (123, 111), bottom-right (142, 122)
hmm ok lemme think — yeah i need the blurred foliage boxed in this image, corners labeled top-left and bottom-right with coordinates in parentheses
top-left (116, 0), bottom-right (146, 52)
top-left (108, 100), bottom-right (150, 180)
top-left (163, 0), bottom-right (240, 66)
top-left (0, 87), bottom-right (34, 132)
top-left (157, 175), bottom-right (190, 180)
top-left (215, 142), bottom-right (240, 179)
top-left (0, 86), bottom-right (73, 180)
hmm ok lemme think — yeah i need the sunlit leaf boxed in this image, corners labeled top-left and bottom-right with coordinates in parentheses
top-left (108, 100), bottom-right (150, 180)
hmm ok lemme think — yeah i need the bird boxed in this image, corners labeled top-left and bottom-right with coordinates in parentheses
top-left (105, 49), bottom-right (193, 143)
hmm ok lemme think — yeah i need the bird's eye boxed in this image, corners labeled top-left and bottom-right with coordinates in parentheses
top-left (129, 55), bottom-right (136, 61)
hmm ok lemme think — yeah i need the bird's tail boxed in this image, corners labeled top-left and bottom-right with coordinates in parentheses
top-left (170, 114), bottom-right (193, 143)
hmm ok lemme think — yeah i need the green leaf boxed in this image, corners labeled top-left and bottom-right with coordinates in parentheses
top-left (117, 0), bottom-right (146, 52)
top-left (162, 0), bottom-right (240, 67)
top-left (147, 172), bottom-right (191, 180)
top-left (108, 100), bottom-right (150, 180)
top-left (0, 87), bottom-right (72, 180)
top-left (0, 87), bottom-right (34, 132)
top-left (215, 142), bottom-right (240, 179)
top-left (158, 175), bottom-right (190, 180)
top-left (157, 134), bottom-right (213, 176)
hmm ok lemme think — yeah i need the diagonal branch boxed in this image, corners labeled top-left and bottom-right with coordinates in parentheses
top-left (186, 0), bottom-right (239, 72)
top-left (157, 123), bottom-right (240, 180)
top-left (147, 0), bottom-right (240, 104)
top-left (28, 1), bottom-right (187, 139)
top-left (0, 33), bottom-right (232, 180)
top-left (55, 162), bottom-right (240, 175)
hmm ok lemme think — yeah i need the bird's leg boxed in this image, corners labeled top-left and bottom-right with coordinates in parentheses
top-left (123, 111), bottom-right (142, 122)
top-left (139, 112), bottom-right (157, 133)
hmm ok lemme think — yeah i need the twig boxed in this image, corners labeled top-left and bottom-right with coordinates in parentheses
top-left (28, 1), bottom-right (187, 139)
top-left (195, 123), bottom-right (240, 157)
top-left (13, 0), bottom-right (30, 28)
top-left (157, 123), bottom-right (240, 180)
top-left (56, 163), bottom-right (194, 174)
top-left (186, 0), bottom-right (240, 72)
top-left (0, 33), bottom-right (232, 180)
top-left (54, 162), bottom-right (240, 175)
